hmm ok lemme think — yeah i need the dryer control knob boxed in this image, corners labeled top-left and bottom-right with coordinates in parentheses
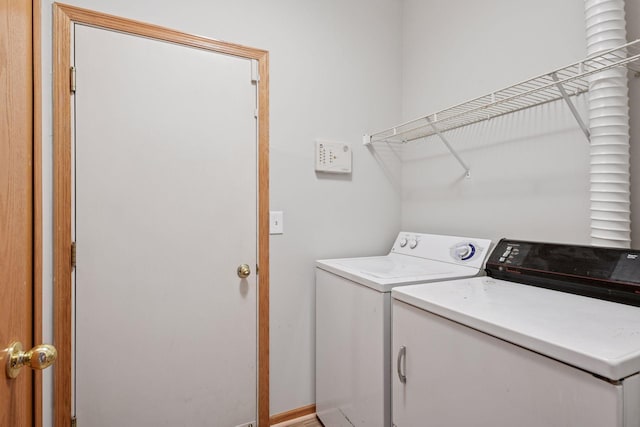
top-left (409, 239), bottom-right (418, 249)
top-left (399, 238), bottom-right (408, 247)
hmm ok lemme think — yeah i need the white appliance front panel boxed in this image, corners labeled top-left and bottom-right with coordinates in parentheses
top-left (392, 277), bottom-right (640, 380)
top-left (392, 300), bottom-right (631, 427)
top-left (316, 269), bottom-right (390, 427)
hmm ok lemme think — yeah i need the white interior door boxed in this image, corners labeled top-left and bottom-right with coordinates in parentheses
top-left (73, 24), bottom-right (257, 427)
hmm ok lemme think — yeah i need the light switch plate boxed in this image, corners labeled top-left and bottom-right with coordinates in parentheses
top-left (270, 211), bottom-right (283, 235)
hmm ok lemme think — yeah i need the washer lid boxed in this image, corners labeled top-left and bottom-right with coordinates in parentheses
top-left (392, 277), bottom-right (640, 381)
top-left (333, 256), bottom-right (458, 279)
top-left (316, 254), bottom-right (481, 292)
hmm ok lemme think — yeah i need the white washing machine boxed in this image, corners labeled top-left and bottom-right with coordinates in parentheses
top-left (315, 232), bottom-right (492, 427)
top-left (391, 238), bottom-right (640, 427)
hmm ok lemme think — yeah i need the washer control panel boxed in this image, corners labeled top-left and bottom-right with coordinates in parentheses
top-left (390, 232), bottom-right (492, 268)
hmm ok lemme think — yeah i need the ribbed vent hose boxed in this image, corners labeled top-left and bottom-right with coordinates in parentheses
top-left (585, 0), bottom-right (631, 248)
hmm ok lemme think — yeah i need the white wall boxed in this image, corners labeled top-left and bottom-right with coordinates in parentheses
top-left (40, 1), bottom-right (402, 423)
top-left (398, 0), bottom-right (602, 245)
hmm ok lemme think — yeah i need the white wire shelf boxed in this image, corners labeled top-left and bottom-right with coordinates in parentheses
top-left (366, 39), bottom-right (640, 145)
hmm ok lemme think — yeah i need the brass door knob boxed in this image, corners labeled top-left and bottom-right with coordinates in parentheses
top-left (237, 264), bottom-right (251, 278)
top-left (5, 341), bottom-right (57, 379)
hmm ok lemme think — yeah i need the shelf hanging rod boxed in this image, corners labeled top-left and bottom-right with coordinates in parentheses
top-left (425, 117), bottom-right (470, 177)
top-left (551, 72), bottom-right (590, 140)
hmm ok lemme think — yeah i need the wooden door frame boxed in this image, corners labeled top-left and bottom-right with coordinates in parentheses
top-left (52, 4), bottom-right (270, 426)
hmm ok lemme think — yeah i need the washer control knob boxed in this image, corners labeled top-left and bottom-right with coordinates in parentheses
top-left (452, 243), bottom-right (476, 261)
top-left (456, 246), bottom-right (471, 258)
top-left (399, 238), bottom-right (408, 248)
top-left (409, 239), bottom-right (418, 249)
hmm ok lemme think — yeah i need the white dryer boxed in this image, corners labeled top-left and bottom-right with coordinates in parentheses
top-left (315, 232), bottom-right (492, 427)
top-left (391, 239), bottom-right (640, 427)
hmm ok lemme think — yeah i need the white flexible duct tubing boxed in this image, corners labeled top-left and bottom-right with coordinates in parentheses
top-left (585, 0), bottom-right (631, 248)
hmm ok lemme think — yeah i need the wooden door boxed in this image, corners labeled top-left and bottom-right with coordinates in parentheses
top-left (0, 0), bottom-right (34, 424)
top-left (53, 5), bottom-right (270, 426)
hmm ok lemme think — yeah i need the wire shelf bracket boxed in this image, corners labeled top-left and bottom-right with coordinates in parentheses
top-left (425, 117), bottom-right (471, 178)
top-left (550, 72), bottom-right (590, 140)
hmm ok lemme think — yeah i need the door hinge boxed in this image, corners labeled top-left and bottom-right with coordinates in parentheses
top-left (70, 66), bottom-right (76, 93)
top-left (250, 59), bottom-right (260, 83)
top-left (71, 241), bottom-right (77, 270)
top-left (256, 264), bottom-right (259, 275)
top-left (71, 416), bottom-right (77, 427)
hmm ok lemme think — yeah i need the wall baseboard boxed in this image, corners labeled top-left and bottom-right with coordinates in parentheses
top-left (270, 404), bottom-right (316, 425)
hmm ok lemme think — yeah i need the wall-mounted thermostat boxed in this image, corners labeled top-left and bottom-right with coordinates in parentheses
top-left (315, 140), bottom-right (352, 174)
